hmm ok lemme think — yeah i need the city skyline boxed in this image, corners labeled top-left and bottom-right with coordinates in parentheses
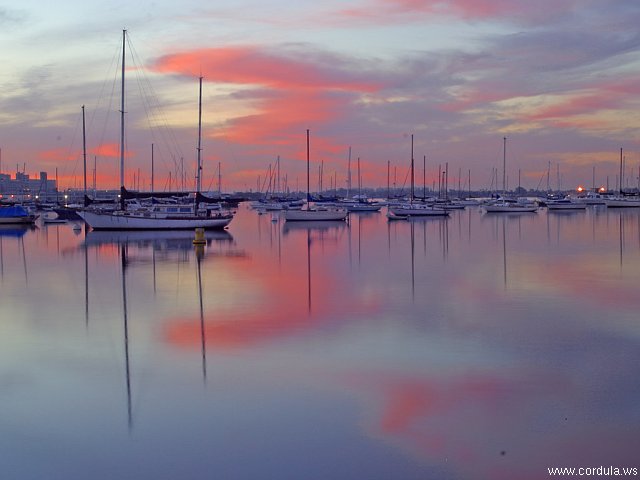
top-left (1, 0), bottom-right (639, 192)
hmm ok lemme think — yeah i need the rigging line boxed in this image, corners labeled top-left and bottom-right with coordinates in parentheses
top-left (397, 164), bottom-right (411, 196)
top-left (59, 109), bottom-right (83, 191)
top-left (127, 35), bottom-right (186, 173)
top-left (87, 39), bottom-right (121, 135)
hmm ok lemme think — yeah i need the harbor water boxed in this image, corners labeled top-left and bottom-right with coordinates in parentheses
top-left (1, 204), bottom-right (639, 479)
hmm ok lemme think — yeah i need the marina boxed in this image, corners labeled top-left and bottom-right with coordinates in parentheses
top-left (2, 2), bottom-right (640, 478)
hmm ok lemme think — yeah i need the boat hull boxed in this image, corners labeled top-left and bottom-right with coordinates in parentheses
top-left (78, 210), bottom-right (233, 230)
top-left (0, 215), bottom-right (38, 224)
top-left (484, 204), bottom-right (538, 213)
top-left (547, 203), bottom-right (587, 210)
top-left (388, 205), bottom-right (449, 217)
top-left (283, 209), bottom-right (348, 221)
top-left (605, 198), bottom-right (640, 208)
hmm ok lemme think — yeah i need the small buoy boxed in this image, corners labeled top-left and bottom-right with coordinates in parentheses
top-left (193, 227), bottom-right (206, 245)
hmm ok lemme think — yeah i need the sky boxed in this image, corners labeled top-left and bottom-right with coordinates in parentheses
top-left (1, 0), bottom-right (640, 193)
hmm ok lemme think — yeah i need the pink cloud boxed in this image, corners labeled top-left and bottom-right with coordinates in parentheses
top-left (153, 46), bottom-right (380, 92)
top-left (525, 79), bottom-right (640, 122)
top-left (335, 0), bottom-right (579, 24)
top-left (151, 46), bottom-right (383, 153)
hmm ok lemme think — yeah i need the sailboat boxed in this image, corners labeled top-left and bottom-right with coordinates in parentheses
top-left (484, 137), bottom-right (537, 213)
top-left (79, 31), bottom-right (234, 230)
top-left (341, 156), bottom-right (382, 212)
top-left (605, 148), bottom-right (640, 208)
top-left (283, 130), bottom-right (348, 222)
top-left (388, 135), bottom-right (449, 218)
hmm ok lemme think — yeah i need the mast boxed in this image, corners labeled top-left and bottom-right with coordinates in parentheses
top-left (445, 162), bottom-right (449, 200)
top-left (151, 143), bottom-right (154, 192)
top-left (619, 147), bottom-right (623, 194)
top-left (387, 160), bottom-right (390, 199)
top-left (502, 136), bottom-right (506, 193)
top-left (357, 157), bottom-right (361, 197)
top-left (306, 129), bottom-right (310, 202)
top-left (410, 134), bottom-right (414, 202)
top-left (120, 29), bottom-right (126, 209)
top-left (93, 156), bottom-right (97, 198)
top-left (347, 147), bottom-right (352, 198)
top-left (196, 76), bottom-right (203, 194)
top-left (82, 105), bottom-right (87, 200)
top-left (423, 155), bottom-right (426, 200)
top-left (276, 155), bottom-right (280, 196)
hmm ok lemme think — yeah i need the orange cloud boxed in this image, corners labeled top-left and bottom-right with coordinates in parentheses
top-left (152, 46), bottom-right (383, 149)
top-left (153, 46), bottom-right (380, 92)
top-left (525, 79), bottom-right (640, 122)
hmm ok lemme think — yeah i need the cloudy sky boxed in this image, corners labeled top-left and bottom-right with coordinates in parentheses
top-left (1, 0), bottom-right (640, 193)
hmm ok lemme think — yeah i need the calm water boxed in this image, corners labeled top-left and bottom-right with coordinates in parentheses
top-left (1, 205), bottom-right (639, 479)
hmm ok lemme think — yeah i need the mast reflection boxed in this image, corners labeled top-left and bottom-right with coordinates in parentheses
top-left (283, 221), bottom-right (348, 314)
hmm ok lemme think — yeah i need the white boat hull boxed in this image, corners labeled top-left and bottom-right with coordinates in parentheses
top-left (388, 205), bottom-right (449, 217)
top-left (344, 204), bottom-right (382, 212)
top-left (547, 203), bottom-right (587, 210)
top-left (484, 205), bottom-right (538, 213)
top-left (78, 210), bottom-right (233, 230)
top-left (605, 198), bottom-right (640, 208)
top-left (283, 209), bottom-right (348, 221)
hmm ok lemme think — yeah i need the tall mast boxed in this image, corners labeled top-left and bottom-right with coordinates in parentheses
top-left (387, 160), bottom-right (390, 199)
top-left (619, 147), bottom-right (623, 194)
top-left (347, 146), bottom-right (352, 198)
top-left (423, 155), bottom-right (426, 199)
top-left (120, 30), bottom-right (126, 190)
top-left (357, 157), bottom-right (361, 197)
top-left (502, 136), bottom-right (506, 193)
top-left (93, 156), bottom-right (97, 198)
top-left (410, 134), bottom-right (414, 202)
top-left (196, 76), bottom-right (203, 193)
top-left (82, 105), bottom-right (87, 199)
top-left (306, 129), bottom-right (310, 201)
top-left (276, 155), bottom-right (280, 195)
top-left (151, 143), bottom-right (154, 192)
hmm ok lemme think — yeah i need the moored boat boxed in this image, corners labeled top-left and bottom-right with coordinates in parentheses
top-left (546, 197), bottom-right (587, 210)
top-left (0, 205), bottom-right (39, 224)
top-left (283, 130), bottom-right (348, 222)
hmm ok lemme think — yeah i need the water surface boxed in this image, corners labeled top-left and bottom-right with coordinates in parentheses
top-left (1, 206), bottom-right (639, 479)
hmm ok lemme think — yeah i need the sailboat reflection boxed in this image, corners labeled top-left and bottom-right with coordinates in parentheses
top-left (83, 229), bottom-right (240, 413)
top-left (84, 229), bottom-right (234, 250)
top-left (0, 225), bottom-right (35, 282)
top-left (283, 220), bottom-right (348, 313)
top-left (120, 243), bottom-right (133, 430)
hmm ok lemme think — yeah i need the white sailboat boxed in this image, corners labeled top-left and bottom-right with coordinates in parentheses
top-left (283, 130), bottom-right (348, 222)
top-left (483, 138), bottom-right (537, 213)
top-left (388, 135), bottom-right (449, 218)
top-left (79, 31), bottom-right (233, 231)
top-left (605, 148), bottom-right (640, 208)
